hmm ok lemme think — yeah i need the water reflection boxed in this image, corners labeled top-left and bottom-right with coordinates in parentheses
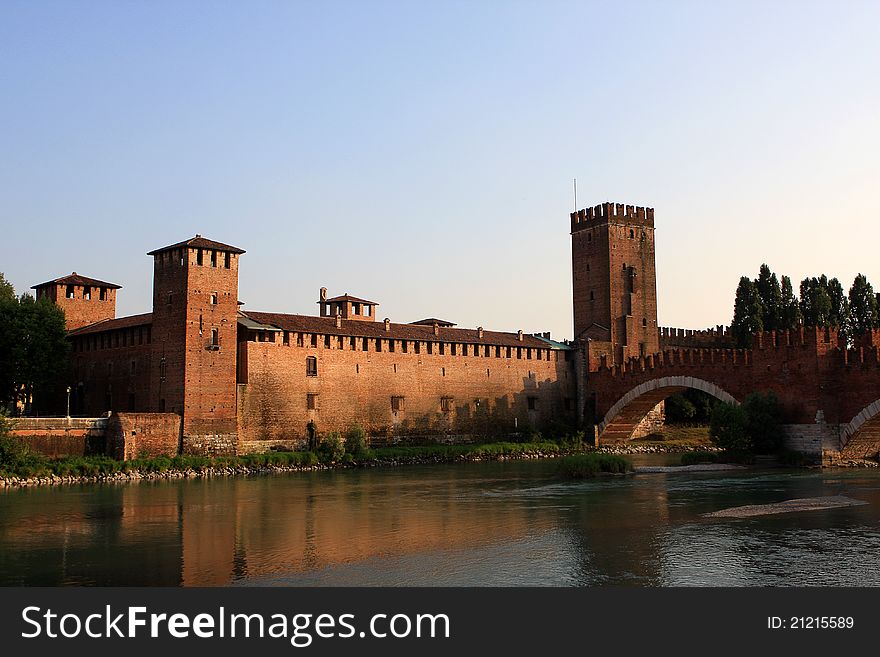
top-left (1, 460), bottom-right (880, 586)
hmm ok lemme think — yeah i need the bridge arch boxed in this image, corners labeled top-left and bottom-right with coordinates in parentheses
top-left (598, 376), bottom-right (738, 442)
top-left (839, 400), bottom-right (880, 459)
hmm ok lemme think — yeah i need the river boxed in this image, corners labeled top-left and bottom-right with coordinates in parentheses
top-left (2, 455), bottom-right (879, 586)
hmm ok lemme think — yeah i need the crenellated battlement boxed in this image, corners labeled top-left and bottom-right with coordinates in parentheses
top-left (570, 202), bottom-right (654, 233)
top-left (659, 325), bottom-right (733, 349)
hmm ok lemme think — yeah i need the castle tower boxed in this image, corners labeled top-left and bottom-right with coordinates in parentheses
top-left (571, 202), bottom-right (659, 365)
top-left (146, 235), bottom-right (245, 454)
top-left (32, 273), bottom-right (120, 331)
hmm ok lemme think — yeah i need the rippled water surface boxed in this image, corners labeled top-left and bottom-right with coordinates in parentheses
top-left (2, 455), bottom-right (880, 586)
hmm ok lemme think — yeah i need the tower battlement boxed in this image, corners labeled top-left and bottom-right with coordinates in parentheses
top-left (571, 202), bottom-right (655, 233)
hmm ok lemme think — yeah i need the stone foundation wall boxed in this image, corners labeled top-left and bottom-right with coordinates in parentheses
top-left (183, 433), bottom-right (237, 456)
top-left (631, 401), bottom-right (665, 439)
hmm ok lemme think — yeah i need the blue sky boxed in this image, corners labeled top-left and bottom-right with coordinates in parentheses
top-left (2, 1), bottom-right (878, 340)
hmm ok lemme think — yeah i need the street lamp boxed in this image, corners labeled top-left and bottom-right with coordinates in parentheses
top-left (66, 386), bottom-right (71, 419)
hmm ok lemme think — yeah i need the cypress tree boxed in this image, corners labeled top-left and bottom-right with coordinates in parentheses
top-left (731, 277), bottom-right (764, 347)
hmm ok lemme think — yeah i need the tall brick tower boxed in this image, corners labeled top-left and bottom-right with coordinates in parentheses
top-left (147, 235), bottom-right (245, 454)
top-left (571, 202), bottom-right (659, 365)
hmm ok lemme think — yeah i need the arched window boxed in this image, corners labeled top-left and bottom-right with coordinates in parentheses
top-left (629, 229), bottom-right (635, 239)
top-left (306, 356), bottom-right (318, 377)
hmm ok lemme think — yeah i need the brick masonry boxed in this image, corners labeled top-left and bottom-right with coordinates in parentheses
top-left (9, 417), bottom-right (107, 457)
top-left (106, 412), bottom-right (181, 460)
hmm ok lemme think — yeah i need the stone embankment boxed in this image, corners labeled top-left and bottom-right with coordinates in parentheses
top-left (597, 443), bottom-right (721, 455)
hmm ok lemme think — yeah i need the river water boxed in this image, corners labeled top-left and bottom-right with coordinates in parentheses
top-left (2, 455), bottom-right (880, 586)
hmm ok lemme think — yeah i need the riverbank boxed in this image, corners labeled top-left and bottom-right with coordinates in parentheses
top-left (1, 441), bottom-right (581, 488)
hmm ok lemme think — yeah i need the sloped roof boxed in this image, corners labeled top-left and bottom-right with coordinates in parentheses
top-left (67, 313), bottom-right (153, 336)
top-left (242, 311), bottom-right (557, 349)
top-left (320, 294), bottom-right (378, 305)
top-left (32, 272), bottom-right (121, 290)
top-left (410, 318), bottom-right (457, 327)
top-left (147, 235), bottom-right (245, 256)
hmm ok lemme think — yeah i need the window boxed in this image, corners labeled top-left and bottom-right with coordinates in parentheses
top-left (353, 303), bottom-right (360, 315)
top-left (441, 367), bottom-right (446, 376)
top-left (451, 343), bottom-right (457, 356)
top-left (66, 285), bottom-right (75, 299)
top-left (527, 396), bottom-right (537, 410)
top-left (350, 336), bottom-right (356, 350)
top-left (375, 338), bottom-right (382, 352)
top-left (210, 293), bottom-right (218, 305)
top-left (296, 333), bottom-right (304, 347)
top-left (364, 305), bottom-right (371, 317)
top-left (587, 233), bottom-right (592, 242)
top-left (306, 356), bottom-right (318, 377)
top-left (283, 331), bottom-right (290, 345)
top-left (362, 337), bottom-right (369, 351)
top-left (197, 249), bottom-right (203, 265)
top-left (224, 252), bottom-right (231, 269)
top-left (311, 334), bottom-right (318, 348)
top-left (586, 263), bottom-right (590, 272)
top-left (496, 346), bottom-right (501, 358)
top-left (642, 318), bottom-right (648, 328)
top-left (167, 293), bottom-right (173, 306)
top-left (84, 287), bottom-right (91, 300)
top-left (389, 340), bottom-right (395, 353)
top-left (130, 360), bottom-right (136, 375)
top-left (589, 290), bottom-right (594, 301)
top-left (100, 287), bottom-right (107, 301)
top-left (307, 393), bottom-right (318, 410)
top-left (439, 343), bottom-right (445, 355)
top-left (440, 397), bottom-right (453, 412)
top-left (210, 250), bottom-right (217, 267)
top-left (211, 328), bottom-right (219, 346)
top-left (517, 347), bottom-right (522, 359)
top-left (414, 341), bottom-right (420, 354)
top-left (629, 229), bottom-right (635, 239)
top-left (402, 340), bottom-right (408, 353)
top-left (427, 342), bottom-right (433, 355)
top-left (324, 334), bottom-right (331, 348)
top-left (391, 396), bottom-right (405, 412)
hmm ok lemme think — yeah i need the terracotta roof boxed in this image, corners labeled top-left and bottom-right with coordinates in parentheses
top-left (32, 272), bottom-right (121, 290)
top-left (147, 235), bottom-right (245, 256)
top-left (410, 318), bottom-right (456, 327)
top-left (242, 311), bottom-right (557, 348)
top-left (67, 313), bottom-right (153, 336)
top-left (320, 294), bottom-right (378, 305)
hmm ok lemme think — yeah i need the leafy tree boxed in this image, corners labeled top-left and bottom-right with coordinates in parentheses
top-left (731, 277), bottom-right (763, 347)
top-left (799, 277), bottom-right (832, 327)
top-left (755, 264), bottom-right (783, 331)
top-left (780, 275), bottom-right (802, 330)
top-left (709, 402), bottom-right (750, 452)
top-left (0, 273), bottom-right (14, 302)
top-left (664, 394), bottom-right (696, 423)
top-left (849, 273), bottom-right (878, 336)
top-left (743, 392), bottom-right (783, 454)
top-left (0, 293), bottom-right (70, 414)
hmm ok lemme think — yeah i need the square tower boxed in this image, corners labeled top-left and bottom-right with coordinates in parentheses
top-left (32, 273), bottom-right (120, 331)
top-left (571, 202), bottom-right (659, 365)
top-left (147, 235), bottom-right (244, 453)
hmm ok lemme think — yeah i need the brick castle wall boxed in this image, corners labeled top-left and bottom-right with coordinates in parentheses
top-left (237, 338), bottom-right (576, 449)
top-left (9, 417), bottom-right (108, 457)
top-left (106, 412), bottom-right (181, 460)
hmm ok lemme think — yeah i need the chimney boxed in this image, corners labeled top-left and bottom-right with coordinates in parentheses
top-left (384, 318), bottom-right (391, 332)
top-left (433, 322), bottom-right (439, 336)
top-left (335, 313), bottom-right (342, 329)
top-left (319, 287), bottom-right (328, 301)
top-left (477, 326), bottom-right (484, 339)
top-left (517, 330), bottom-right (523, 341)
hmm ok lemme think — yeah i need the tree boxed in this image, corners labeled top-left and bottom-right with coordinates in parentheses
top-left (709, 402), bottom-right (749, 452)
top-left (826, 277), bottom-right (852, 336)
top-left (0, 273), bottom-right (14, 302)
top-left (742, 392), bottom-right (783, 454)
top-left (755, 264), bottom-right (783, 331)
top-left (849, 273), bottom-right (878, 336)
top-left (780, 275), bottom-right (802, 330)
top-left (731, 277), bottom-right (763, 347)
top-left (0, 293), bottom-right (70, 414)
top-left (799, 277), bottom-right (832, 327)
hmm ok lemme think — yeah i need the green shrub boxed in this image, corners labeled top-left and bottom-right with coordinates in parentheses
top-left (317, 432), bottom-right (345, 462)
top-left (344, 425), bottom-right (369, 457)
top-left (709, 402), bottom-right (750, 452)
top-left (559, 453), bottom-right (631, 478)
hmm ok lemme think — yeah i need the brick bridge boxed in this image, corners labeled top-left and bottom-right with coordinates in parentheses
top-left (585, 327), bottom-right (880, 462)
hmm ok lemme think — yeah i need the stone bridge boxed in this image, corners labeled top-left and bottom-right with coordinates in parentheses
top-left (585, 327), bottom-right (880, 462)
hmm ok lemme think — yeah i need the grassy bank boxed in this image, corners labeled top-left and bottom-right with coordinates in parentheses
top-left (0, 440), bottom-right (577, 485)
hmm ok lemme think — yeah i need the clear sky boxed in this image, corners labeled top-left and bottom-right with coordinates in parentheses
top-left (2, 1), bottom-right (878, 341)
